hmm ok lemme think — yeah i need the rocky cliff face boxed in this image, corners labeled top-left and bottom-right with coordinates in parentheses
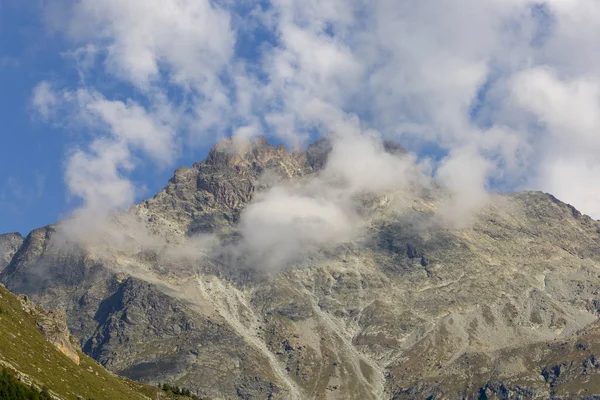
top-left (0, 283), bottom-right (196, 400)
top-left (18, 293), bottom-right (80, 364)
top-left (3, 137), bottom-right (600, 399)
top-left (0, 232), bottom-right (23, 272)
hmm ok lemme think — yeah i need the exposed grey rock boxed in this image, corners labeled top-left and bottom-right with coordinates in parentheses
top-left (236, 376), bottom-right (280, 399)
top-left (543, 355), bottom-right (600, 388)
top-left (306, 138), bottom-right (332, 171)
top-left (137, 136), bottom-right (308, 240)
top-left (477, 382), bottom-right (537, 400)
top-left (0, 232), bottom-right (23, 272)
top-left (4, 137), bottom-right (600, 399)
top-left (81, 276), bottom-right (282, 399)
top-left (382, 140), bottom-right (408, 156)
top-left (19, 293), bottom-right (80, 364)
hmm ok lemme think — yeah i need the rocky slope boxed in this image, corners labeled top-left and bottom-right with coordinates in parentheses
top-left (0, 232), bottom-right (23, 272)
top-left (0, 283), bottom-right (198, 400)
top-left (18, 292), bottom-right (81, 364)
top-left (3, 137), bottom-right (600, 399)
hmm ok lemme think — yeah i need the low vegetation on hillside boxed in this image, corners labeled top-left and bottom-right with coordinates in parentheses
top-left (0, 284), bottom-right (194, 400)
top-left (0, 369), bottom-right (51, 400)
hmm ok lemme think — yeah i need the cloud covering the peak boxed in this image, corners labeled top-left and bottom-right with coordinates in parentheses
top-left (30, 0), bottom-right (600, 226)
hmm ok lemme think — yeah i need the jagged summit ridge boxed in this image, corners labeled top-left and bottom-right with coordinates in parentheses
top-left (202, 136), bottom-right (295, 168)
top-left (136, 135), bottom-right (410, 239)
top-left (136, 136), bottom-right (312, 238)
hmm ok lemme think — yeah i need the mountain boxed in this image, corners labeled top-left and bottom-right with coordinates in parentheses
top-left (0, 282), bottom-right (199, 399)
top-left (0, 233), bottom-right (23, 272)
top-left (3, 136), bottom-right (600, 399)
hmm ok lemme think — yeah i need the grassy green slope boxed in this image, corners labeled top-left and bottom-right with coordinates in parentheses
top-left (0, 284), bottom-right (189, 400)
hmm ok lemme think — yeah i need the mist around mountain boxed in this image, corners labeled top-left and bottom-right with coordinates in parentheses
top-left (2, 136), bottom-right (600, 399)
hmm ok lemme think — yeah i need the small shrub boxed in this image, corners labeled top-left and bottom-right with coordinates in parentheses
top-left (158, 382), bottom-right (201, 399)
top-left (0, 368), bottom-right (52, 399)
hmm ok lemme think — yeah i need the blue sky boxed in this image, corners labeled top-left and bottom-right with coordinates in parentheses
top-left (0, 2), bottom-right (68, 234)
top-left (0, 1), bottom-right (213, 234)
top-left (1, 0), bottom-right (600, 235)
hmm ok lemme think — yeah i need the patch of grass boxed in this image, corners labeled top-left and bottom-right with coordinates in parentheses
top-left (0, 285), bottom-right (188, 400)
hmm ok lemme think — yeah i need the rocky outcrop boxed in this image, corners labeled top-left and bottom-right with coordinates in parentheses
top-left (0, 232), bottom-right (23, 272)
top-left (19, 294), bottom-right (80, 364)
top-left (542, 355), bottom-right (600, 388)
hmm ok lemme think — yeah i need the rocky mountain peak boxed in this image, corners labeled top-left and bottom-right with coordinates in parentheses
top-left (137, 136), bottom-right (311, 237)
top-left (8, 136), bottom-right (600, 398)
top-left (1, 226), bottom-right (53, 288)
top-left (305, 137), bottom-right (407, 172)
top-left (382, 139), bottom-right (408, 156)
top-left (306, 138), bottom-right (332, 171)
top-left (202, 136), bottom-right (286, 170)
top-left (135, 135), bottom-right (412, 240)
top-left (0, 233), bottom-right (23, 273)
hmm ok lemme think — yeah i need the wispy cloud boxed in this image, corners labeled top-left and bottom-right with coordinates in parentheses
top-left (31, 0), bottom-right (600, 242)
top-left (31, 81), bottom-right (58, 121)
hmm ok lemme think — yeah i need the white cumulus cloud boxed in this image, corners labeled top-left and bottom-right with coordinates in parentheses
top-left (31, 0), bottom-right (600, 249)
